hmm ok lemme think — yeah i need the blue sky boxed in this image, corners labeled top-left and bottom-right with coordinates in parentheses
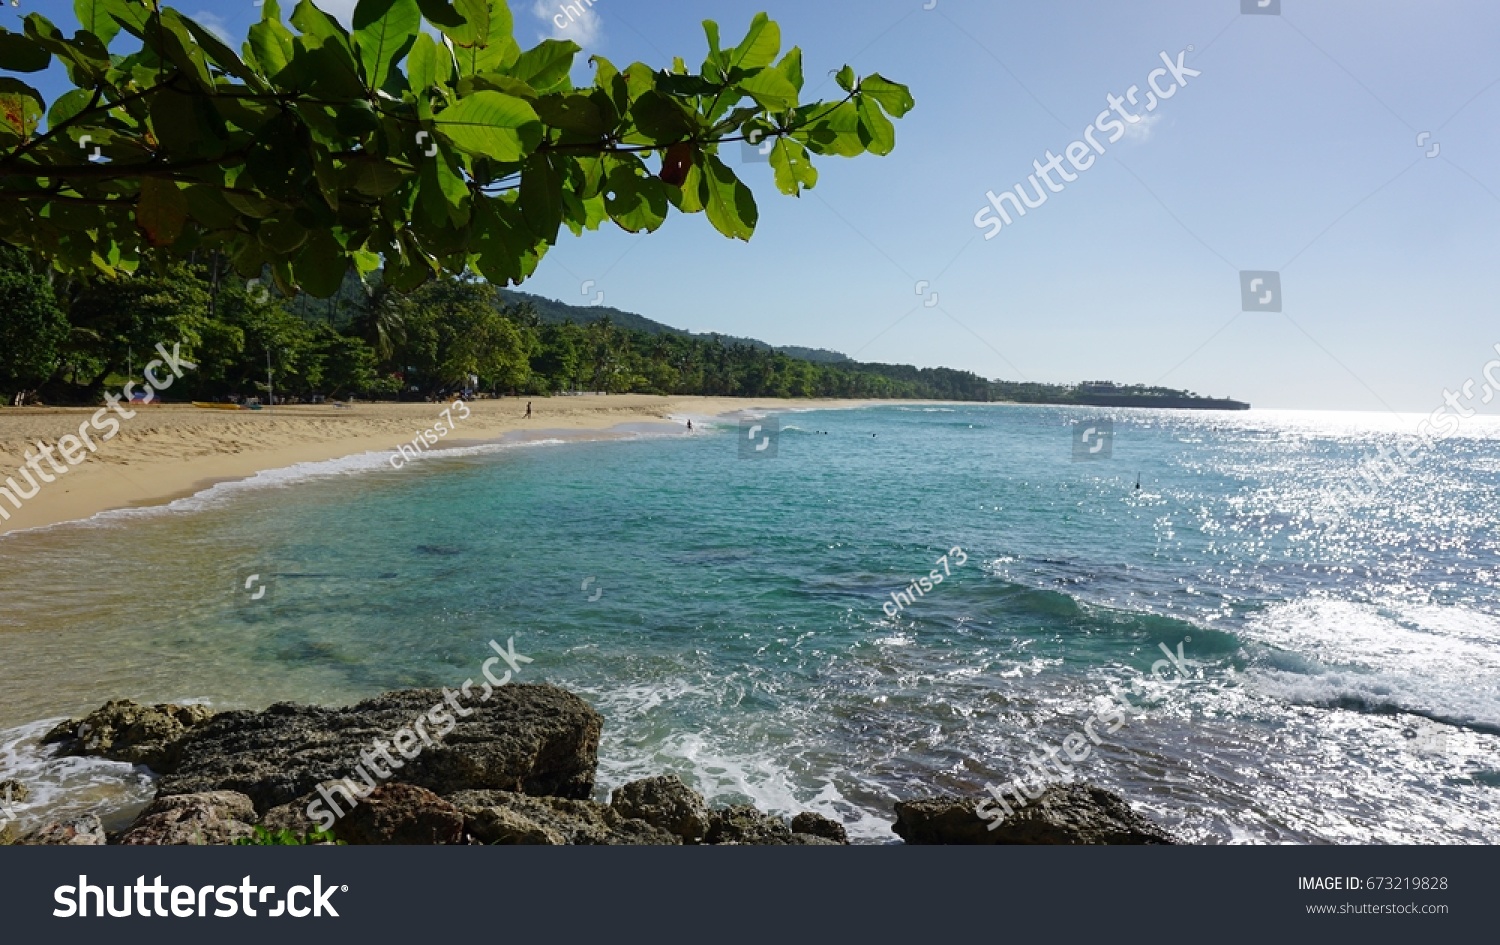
top-left (10, 0), bottom-right (1499, 411)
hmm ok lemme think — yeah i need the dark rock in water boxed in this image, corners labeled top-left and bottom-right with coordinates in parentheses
top-left (610, 775), bottom-right (712, 844)
top-left (157, 685), bottom-right (601, 813)
top-left (1, 778), bottom-right (29, 804)
top-left (20, 814), bottom-right (107, 846)
top-left (331, 784), bottom-right (465, 846)
top-left (450, 789), bottom-right (679, 845)
top-left (792, 811), bottom-right (850, 845)
top-left (116, 791), bottom-right (258, 846)
top-left (892, 785), bottom-right (1180, 845)
top-left (42, 700), bottom-right (215, 772)
top-left (704, 805), bottom-right (795, 845)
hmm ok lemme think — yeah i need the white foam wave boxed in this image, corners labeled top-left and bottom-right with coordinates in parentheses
top-left (0, 719), bottom-right (156, 835)
top-left (1239, 597), bottom-right (1500, 728)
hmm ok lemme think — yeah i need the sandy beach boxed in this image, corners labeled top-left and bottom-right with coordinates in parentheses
top-left (0, 396), bottom-right (883, 536)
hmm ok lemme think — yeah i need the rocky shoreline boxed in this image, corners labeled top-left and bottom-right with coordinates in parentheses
top-left (2, 685), bottom-right (1181, 846)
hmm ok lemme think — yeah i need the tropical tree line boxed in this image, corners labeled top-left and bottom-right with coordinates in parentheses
top-left (0, 248), bottom-right (1006, 403)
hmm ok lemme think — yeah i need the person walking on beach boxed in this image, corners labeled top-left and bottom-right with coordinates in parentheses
top-left (524, 401), bottom-right (533, 419)
top-left (687, 419), bottom-right (693, 431)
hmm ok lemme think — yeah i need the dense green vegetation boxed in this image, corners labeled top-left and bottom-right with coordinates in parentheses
top-left (0, 250), bottom-right (994, 402)
top-left (0, 249), bottom-right (1240, 407)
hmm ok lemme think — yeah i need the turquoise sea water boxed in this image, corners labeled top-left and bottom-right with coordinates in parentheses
top-left (2, 403), bottom-right (1499, 842)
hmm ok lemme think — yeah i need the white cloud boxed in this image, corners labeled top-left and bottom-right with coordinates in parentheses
top-left (1121, 111), bottom-right (1161, 143)
top-left (532, 0), bottom-right (603, 47)
top-left (189, 10), bottom-right (235, 43)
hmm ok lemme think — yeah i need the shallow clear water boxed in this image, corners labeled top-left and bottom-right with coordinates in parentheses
top-left (2, 404), bottom-right (1498, 843)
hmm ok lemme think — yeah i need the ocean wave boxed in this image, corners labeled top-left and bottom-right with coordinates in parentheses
top-left (1235, 597), bottom-right (1500, 729)
top-left (0, 719), bottom-right (156, 835)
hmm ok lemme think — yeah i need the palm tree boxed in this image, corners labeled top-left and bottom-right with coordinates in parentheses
top-left (352, 280), bottom-right (406, 363)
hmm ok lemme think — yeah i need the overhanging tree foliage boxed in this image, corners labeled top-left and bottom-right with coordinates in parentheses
top-left (0, 0), bottom-right (914, 295)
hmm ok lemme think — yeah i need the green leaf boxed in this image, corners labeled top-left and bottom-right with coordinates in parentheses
top-left (777, 47), bottom-right (803, 92)
top-left (738, 67), bottom-right (798, 111)
top-left (74, 0), bottom-right (121, 46)
top-left (834, 65), bottom-right (856, 93)
top-left (603, 155), bottom-right (667, 234)
top-left (46, 87), bottom-right (93, 127)
top-left (415, 0), bottom-right (468, 30)
top-left (335, 99), bottom-right (382, 136)
top-left (562, 190), bottom-right (606, 235)
top-left (137, 178), bottom-right (190, 247)
top-left (407, 32), bottom-right (448, 91)
top-left (795, 101), bottom-right (866, 157)
top-left (291, 0), bottom-right (350, 44)
top-left (700, 20), bottom-right (725, 77)
top-left (434, 90), bottom-right (543, 160)
top-left (258, 217), bottom-right (310, 254)
top-left (354, 0), bottom-right (421, 92)
top-left (154, 12), bottom-right (215, 89)
top-left (856, 95), bottom-right (896, 155)
top-left (769, 138), bottom-right (817, 195)
top-left (102, 0), bottom-right (152, 40)
top-left (729, 13), bottom-right (780, 71)
top-left (417, 147), bottom-right (470, 228)
top-left (23, 15), bottom-right (109, 86)
top-left (183, 185), bottom-right (241, 231)
top-left (341, 155), bottom-right (409, 196)
top-left (434, 0), bottom-right (490, 49)
top-left (702, 153), bottom-right (756, 241)
top-left (0, 32), bottom-right (52, 73)
top-left (247, 0), bottom-right (296, 77)
top-left (533, 92), bottom-right (607, 136)
top-left (150, 87), bottom-right (216, 156)
top-left (656, 71), bottom-right (717, 96)
top-left (450, 0), bottom-right (516, 75)
top-left (665, 161), bottom-right (706, 214)
top-left (860, 74), bottom-right (915, 118)
top-left (520, 152), bottom-right (565, 245)
top-left (508, 39), bottom-right (580, 95)
top-left (0, 78), bottom-right (44, 139)
top-left (177, 13), bottom-right (262, 86)
top-left (629, 90), bottom-right (695, 140)
top-left (471, 195), bottom-right (537, 285)
top-left (294, 229), bottom-right (348, 297)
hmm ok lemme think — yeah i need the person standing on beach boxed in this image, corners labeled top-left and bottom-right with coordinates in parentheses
top-left (525, 401), bottom-right (532, 419)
